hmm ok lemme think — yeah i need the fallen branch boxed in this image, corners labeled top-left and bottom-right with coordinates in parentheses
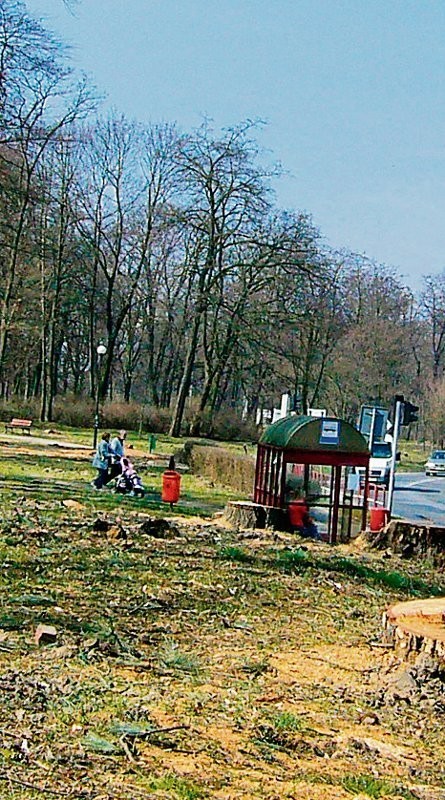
top-left (134, 723), bottom-right (189, 739)
top-left (119, 735), bottom-right (137, 763)
top-left (367, 641), bottom-right (395, 649)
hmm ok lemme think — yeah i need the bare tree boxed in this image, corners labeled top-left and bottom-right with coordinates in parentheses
top-left (75, 116), bottom-right (181, 400)
top-left (0, 0), bottom-right (95, 391)
top-left (328, 256), bottom-right (418, 419)
top-left (418, 271), bottom-right (445, 380)
top-left (168, 120), bottom-right (274, 436)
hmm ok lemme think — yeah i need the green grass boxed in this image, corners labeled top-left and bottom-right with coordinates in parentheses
top-left (254, 710), bottom-right (305, 753)
top-left (147, 774), bottom-right (205, 799)
top-left (397, 438), bottom-right (430, 473)
top-left (341, 774), bottom-right (415, 798)
top-left (158, 641), bottom-right (202, 675)
top-left (0, 428), bottom-right (444, 798)
top-left (217, 545), bottom-right (254, 563)
top-left (0, 443), bottom-right (239, 517)
top-left (275, 548), bottom-right (445, 596)
top-left (239, 657), bottom-right (270, 677)
top-left (269, 711), bottom-right (303, 732)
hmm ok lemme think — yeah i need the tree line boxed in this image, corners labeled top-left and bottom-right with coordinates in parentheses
top-left (1, 0), bottom-right (445, 441)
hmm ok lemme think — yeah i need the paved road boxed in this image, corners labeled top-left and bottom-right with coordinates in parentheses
top-left (393, 472), bottom-right (445, 525)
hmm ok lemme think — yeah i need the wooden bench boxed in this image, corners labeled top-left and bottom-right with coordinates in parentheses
top-left (5, 418), bottom-right (33, 435)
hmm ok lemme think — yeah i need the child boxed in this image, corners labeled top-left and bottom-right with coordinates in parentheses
top-left (119, 457), bottom-right (145, 497)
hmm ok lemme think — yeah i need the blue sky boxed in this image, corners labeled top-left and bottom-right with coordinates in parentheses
top-left (26, 0), bottom-right (445, 289)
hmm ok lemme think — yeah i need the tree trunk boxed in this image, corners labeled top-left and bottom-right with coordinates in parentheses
top-left (383, 598), bottom-right (445, 661)
top-left (169, 314), bottom-right (201, 437)
top-left (225, 501), bottom-right (288, 531)
top-left (364, 519), bottom-right (445, 560)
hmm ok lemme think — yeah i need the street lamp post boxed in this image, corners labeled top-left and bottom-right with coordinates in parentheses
top-left (93, 343), bottom-right (107, 449)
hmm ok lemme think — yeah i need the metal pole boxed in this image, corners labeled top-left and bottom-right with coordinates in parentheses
top-left (330, 465), bottom-right (342, 544)
top-left (368, 407), bottom-right (377, 449)
top-left (93, 396), bottom-right (100, 449)
top-left (361, 463), bottom-right (369, 532)
top-left (387, 399), bottom-right (402, 515)
top-left (93, 355), bottom-right (102, 449)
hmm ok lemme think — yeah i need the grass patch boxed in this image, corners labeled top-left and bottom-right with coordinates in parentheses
top-left (0, 427), bottom-right (443, 799)
top-left (397, 439), bottom-right (430, 473)
top-left (275, 548), bottom-right (445, 596)
top-left (254, 711), bottom-right (305, 752)
top-left (148, 774), bottom-right (205, 799)
top-left (269, 711), bottom-right (303, 732)
top-left (239, 657), bottom-right (270, 677)
top-left (275, 548), bottom-right (310, 571)
top-left (158, 641), bottom-right (202, 675)
top-left (0, 440), bottom-right (239, 517)
top-left (341, 774), bottom-right (415, 798)
top-left (217, 545), bottom-right (254, 563)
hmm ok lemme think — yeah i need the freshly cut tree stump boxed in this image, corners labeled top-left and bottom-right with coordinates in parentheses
top-left (365, 519), bottom-right (445, 559)
top-left (225, 501), bottom-right (289, 530)
top-left (383, 598), bottom-right (445, 660)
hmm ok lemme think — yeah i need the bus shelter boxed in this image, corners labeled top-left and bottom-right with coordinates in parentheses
top-left (254, 415), bottom-right (370, 543)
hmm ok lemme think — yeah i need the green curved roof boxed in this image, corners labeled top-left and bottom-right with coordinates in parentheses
top-left (260, 415), bottom-right (369, 453)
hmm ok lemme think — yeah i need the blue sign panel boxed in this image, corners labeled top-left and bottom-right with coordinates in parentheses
top-left (320, 419), bottom-right (340, 445)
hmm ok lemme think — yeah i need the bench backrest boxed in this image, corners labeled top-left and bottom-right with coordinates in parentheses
top-left (10, 418), bottom-right (32, 426)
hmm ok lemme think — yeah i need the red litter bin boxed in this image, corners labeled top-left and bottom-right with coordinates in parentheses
top-left (369, 507), bottom-right (390, 532)
top-left (162, 470), bottom-right (181, 504)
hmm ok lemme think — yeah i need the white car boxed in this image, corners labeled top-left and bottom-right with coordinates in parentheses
top-left (425, 450), bottom-right (445, 476)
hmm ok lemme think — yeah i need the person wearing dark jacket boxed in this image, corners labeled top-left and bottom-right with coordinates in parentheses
top-left (91, 432), bottom-right (113, 489)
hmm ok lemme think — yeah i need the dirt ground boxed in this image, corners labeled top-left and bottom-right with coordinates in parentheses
top-left (1, 441), bottom-right (445, 799)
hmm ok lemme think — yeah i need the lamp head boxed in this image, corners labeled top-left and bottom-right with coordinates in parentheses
top-left (96, 343), bottom-right (107, 356)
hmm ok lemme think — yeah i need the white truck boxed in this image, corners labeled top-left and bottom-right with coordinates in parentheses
top-left (355, 441), bottom-right (393, 488)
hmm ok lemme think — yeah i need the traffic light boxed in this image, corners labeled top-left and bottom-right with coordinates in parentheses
top-left (388, 394), bottom-right (404, 433)
top-left (402, 400), bottom-right (419, 426)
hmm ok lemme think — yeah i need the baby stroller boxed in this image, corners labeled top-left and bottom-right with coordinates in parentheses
top-left (114, 457), bottom-right (145, 498)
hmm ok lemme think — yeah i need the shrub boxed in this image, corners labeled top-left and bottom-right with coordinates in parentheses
top-left (53, 395), bottom-right (94, 427)
top-left (103, 403), bottom-right (172, 434)
top-left (182, 399), bottom-right (259, 441)
top-left (143, 406), bottom-right (172, 434)
top-left (209, 408), bottom-right (259, 441)
top-left (101, 401), bottom-right (143, 432)
top-left (0, 397), bottom-right (40, 423)
top-left (217, 545), bottom-right (254, 563)
top-left (50, 397), bottom-right (172, 433)
top-left (180, 442), bottom-right (255, 494)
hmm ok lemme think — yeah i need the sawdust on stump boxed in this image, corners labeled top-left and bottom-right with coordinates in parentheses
top-left (384, 597), bottom-right (445, 659)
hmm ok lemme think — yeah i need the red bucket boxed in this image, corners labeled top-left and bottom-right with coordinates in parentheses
top-left (369, 507), bottom-right (390, 532)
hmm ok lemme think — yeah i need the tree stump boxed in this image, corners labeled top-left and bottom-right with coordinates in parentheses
top-left (224, 501), bottom-right (289, 530)
top-left (365, 519), bottom-right (445, 560)
top-left (383, 598), bottom-right (445, 660)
